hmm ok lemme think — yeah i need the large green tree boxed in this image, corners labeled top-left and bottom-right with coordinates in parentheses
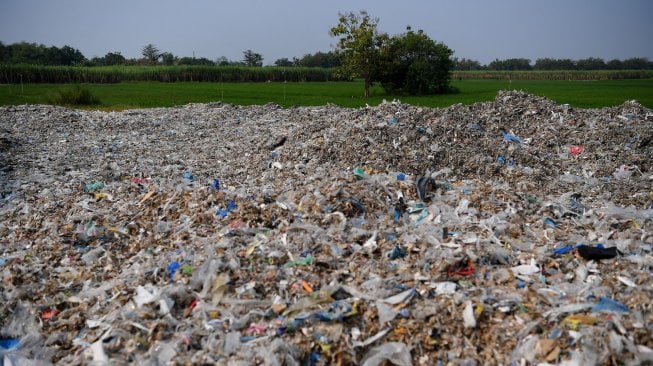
top-left (377, 28), bottom-right (453, 94)
top-left (330, 11), bottom-right (383, 97)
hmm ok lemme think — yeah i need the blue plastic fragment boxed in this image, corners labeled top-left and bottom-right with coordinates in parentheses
top-left (548, 327), bottom-right (562, 339)
top-left (396, 172), bottom-right (406, 181)
top-left (0, 258), bottom-right (6, 267)
top-left (216, 199), bottom-right (237, 218)
top-left (497, 155), bottom-right (505, 164)
top-left (0, 338), bottom-right (20, 350)
top-left (502, 130), bottom-right (524, 144)
top-left (212, 179), bottom-right (220, 190)
top-left (167, 261), bottom-right (180, 280)
top-left (393, 209), bottom-right (400, 221)
top-left (182, 171), bottom-right (195, 181)
top-left (388, 245), bottom-right (407, 260)
top-left (592, 296), bottom-right (629, 313)
top-left (517, 280), bottom-right (525, 289)
top-left (310, 352), bottom-right (321, 366)
top-left (553, 245), bottom-right (574, 255)
top-left (543, 218), bottom-right (559, 228)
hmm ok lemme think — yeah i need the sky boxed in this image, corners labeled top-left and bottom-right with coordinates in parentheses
top-left (1, 0), bottom-right (652, 65)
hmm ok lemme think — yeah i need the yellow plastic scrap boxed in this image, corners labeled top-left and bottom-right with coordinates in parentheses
top-left (475, 303), bottom-right (485, 317)
top-left (563, 314), bottom-right (599, 329)
top-left (245, 243), bottom-right (259, 257)
top-left (94, 192), bottom-right (112, 201)
top-left (317, 341), bottom-right (331, 355)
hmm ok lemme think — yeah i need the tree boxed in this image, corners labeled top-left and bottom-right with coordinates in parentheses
top-left (243, 50), bottom-right (263, 67)
top-left (297, 51), bottom-right (341, 68)
top-left (178, 57), bottom-right (215, 66)
top-left (488, 58), bottom-right (532, 70)
top-left (606, 59), bottom-right (623, 70)
top-left (453, 58), bottom-right (483, 71)
top-left (274, 57), bottom-right (295, 67)
top-left (576, 57), bottom-right (605, 70)
top-left (45, 45), bottom-right (86, 65)
top-left (622, 57), bottom-right (650, 70)
top-left (160, 52), bottom-right (175, 65)
top-left (102, 52), bottom-right (126, 66)
top-left (376, 28), bottom-right (453, 94)
top-left (330, 11), bottom-right (383, 97)
top-left (141, 44), bottom-right (162, 64)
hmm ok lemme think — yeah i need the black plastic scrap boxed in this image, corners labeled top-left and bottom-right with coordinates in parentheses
top-left (577, 245), bottom-right (621, 260)
top-left (416, 176), bottom-right (437, 201)
top-left (268, 135), bottom-right (287, 150)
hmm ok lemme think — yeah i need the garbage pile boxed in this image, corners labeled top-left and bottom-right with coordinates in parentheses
top-left (0, 90), bottom-right (651, 365)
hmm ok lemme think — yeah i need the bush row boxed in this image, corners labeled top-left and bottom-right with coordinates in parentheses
top-left (452, 70), bottom-right (653, 80)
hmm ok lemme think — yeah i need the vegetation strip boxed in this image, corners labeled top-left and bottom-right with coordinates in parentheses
top-left (2, 79), bottom-right (652, 109)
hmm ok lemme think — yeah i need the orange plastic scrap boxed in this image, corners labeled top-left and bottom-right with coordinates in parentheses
top-left (41, 309), bottom-right (60, 320)
top-left (301, 280), bottom-right (314, 293)
top-left (447, 258), bottom-right (475, 277)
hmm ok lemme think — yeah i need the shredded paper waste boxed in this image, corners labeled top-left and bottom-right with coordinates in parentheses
top-left (0, 90), bottom-right (652, 365)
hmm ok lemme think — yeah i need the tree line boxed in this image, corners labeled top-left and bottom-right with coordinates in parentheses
top-left (0, 41), bottom-right (343, 68)
top-left (4, 41), bottom-right (650, 72)
top-left (454, 57), bottom-right (653, 71)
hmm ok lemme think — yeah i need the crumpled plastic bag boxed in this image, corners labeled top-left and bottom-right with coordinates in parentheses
top-left (360, 342), bottom-right (413, 366)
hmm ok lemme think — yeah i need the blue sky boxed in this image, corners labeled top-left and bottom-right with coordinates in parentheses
top-left (1, 0), bottom-right (651, 65)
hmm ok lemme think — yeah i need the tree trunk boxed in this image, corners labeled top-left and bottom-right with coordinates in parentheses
top-left (364, 78), bottom-right (370, 98)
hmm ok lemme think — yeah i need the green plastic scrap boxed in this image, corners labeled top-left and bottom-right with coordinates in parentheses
top-left (284, 255), bottom-right (314, 268)
top-left (84, 181), bottom-right (105, 192)
top-left (352, 167), bottom-right (369, 179)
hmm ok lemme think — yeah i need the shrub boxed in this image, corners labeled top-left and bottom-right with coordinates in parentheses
top-left (47, 85), bottom-right (100, 105)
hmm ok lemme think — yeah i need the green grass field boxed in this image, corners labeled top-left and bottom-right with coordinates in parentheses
top-left (1, 79), bottom-right (652, 110)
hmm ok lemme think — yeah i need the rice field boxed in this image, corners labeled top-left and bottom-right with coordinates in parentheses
top-left (1, 79), bottom-right (652, 109)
